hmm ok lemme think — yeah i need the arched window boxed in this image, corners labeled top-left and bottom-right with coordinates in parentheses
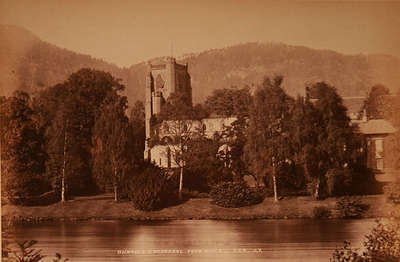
top-left (155, 74), bottom-right (165, 90)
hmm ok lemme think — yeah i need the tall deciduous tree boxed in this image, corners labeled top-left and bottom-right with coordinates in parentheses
top-left (206, 86), bottom-right (252, 179)
top-left (158, 92), bottom-right (201, 199)
top-left (93, 92), bottom-right (130, 201)
top-left (38, 68), bottom-right (124, 199)
top-left (245, 76), bottom-right (294, 201)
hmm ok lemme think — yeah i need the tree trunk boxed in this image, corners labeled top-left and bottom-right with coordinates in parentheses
top-left (114, 184), bottom-right (118, 202)
top-left (113, 166), bottom-right (118, 202)
top-left (273, 174), bottom-right (278, 202)
top-left (61, 168), bottom-right (65, 202)
top-left (272, 162), bottom-right (278, 201)
top-left (314, 177), bottom-right (320, 199)
top-left (61, 120), bottom-right (68, 203)
top-left (179, 164), bottom-right (184, 200)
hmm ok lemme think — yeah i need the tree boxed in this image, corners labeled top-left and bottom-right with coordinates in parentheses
top-left (361, 84), bottom-right (391, 119)
top-left (184, 135), bottom-right (231, 192)
top-left (158, 92), bottom-right (202, 199)
top-left (129, 100), bottom-right (146, 163)
top-left (206, 86), bottom-right (252, 180)
top-left (205, 86), bottom-right (252, 117)
top-left (304, 82), bottom-right (361, 198)
top-left (39, 69), bottom-right (124, 199)
top-left (1, 91), bottom-right (47, 200)
top-left (245, 76), bottom-right (294, 201)
top-left (92, 92), bottom-right (130, 201)
top-left (331, 220), bottom-right (400, 262)
top-left (384, 90), bottom-right (400, 169)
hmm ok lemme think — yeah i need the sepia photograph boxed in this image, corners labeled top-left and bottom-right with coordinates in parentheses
top-left (1, 0), bottom-right (400, 261)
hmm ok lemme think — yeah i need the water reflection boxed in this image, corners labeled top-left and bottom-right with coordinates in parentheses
top-left (6, 219), bottom-right (376, 262)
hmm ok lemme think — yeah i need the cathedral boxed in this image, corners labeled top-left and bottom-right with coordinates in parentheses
top-left (144, 57), bottom-right (234, 167)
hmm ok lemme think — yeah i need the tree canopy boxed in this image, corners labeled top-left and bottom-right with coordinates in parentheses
top-left (245, 76), bottom-right (294, 199)
top-left (361, 84), bottom-right (391, 119)
top-left (1, 91), bottom-right (47, 199)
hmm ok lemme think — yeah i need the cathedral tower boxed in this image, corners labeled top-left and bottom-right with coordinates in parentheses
top-left (144, 57), bottom-right (192, 160)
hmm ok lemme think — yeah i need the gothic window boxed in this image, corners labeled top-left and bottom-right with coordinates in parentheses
top-left (156, 74), bottom-right (165, 91)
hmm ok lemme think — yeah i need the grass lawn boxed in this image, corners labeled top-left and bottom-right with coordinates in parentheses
top-left (1, 193), bottom-right (396, 224)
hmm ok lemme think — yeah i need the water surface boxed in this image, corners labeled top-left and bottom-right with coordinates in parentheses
top-left (5, 219), bottom-right (376, 262)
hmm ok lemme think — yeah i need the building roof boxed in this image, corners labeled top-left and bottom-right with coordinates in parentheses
top-left (353, 119), bottom-right (397, 135)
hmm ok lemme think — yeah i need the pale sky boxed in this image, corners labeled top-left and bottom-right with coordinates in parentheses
top-left (1, 0), bottom-right (399, 67)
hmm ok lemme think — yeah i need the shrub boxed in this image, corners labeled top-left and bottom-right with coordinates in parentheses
top-left (331, 220), bottom-right (400, 262)
top-left (331, 240), bottom-right (366, 262)
top-left (336, 196), bottom-right (369, 218)
top-left (384, 183), bottom-right (400, 204)
top-left (5, 240), bottom-right (68, 262)
top-left (276, 163), bottom-right (307, 195)
top-left (128, 164), bottom-right (177, 211)
top-left (348, 165), bottom-right (382, 195)
top-left (325, 166), bottom-right (381, 197)
top-left (313, 206), bottom-right (332, 219)
top-left (210, 181), bottom-right (263, 208)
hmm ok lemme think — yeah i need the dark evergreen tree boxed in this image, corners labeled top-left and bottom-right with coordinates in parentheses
top-left (1, 91), bottom-right (47, 201)
top-left (361, 84), bottom-right (391, 119)
top-left (205, 86), bottom-right (252, 117)
top-left (303, 82), bottom-right (362, 198)
top-left (129, 100), bottom-right (146, 163)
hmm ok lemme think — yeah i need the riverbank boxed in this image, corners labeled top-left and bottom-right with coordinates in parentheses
top-left (2, 193), bottom-right (397, 225)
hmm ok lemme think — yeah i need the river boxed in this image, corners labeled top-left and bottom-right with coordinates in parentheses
top-left (4, 219), bottom-right (376, 262)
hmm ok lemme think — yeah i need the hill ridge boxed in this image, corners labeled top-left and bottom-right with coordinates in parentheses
top-left (1, 25), bottom-right (399, 106)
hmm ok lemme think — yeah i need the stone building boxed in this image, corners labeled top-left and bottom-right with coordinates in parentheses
top-left (343, 98), bottom-right (397, 174)
top-left (144, 57), bottom-right (236, 167)
top-left (144, 57), bottom-right (192, 162)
